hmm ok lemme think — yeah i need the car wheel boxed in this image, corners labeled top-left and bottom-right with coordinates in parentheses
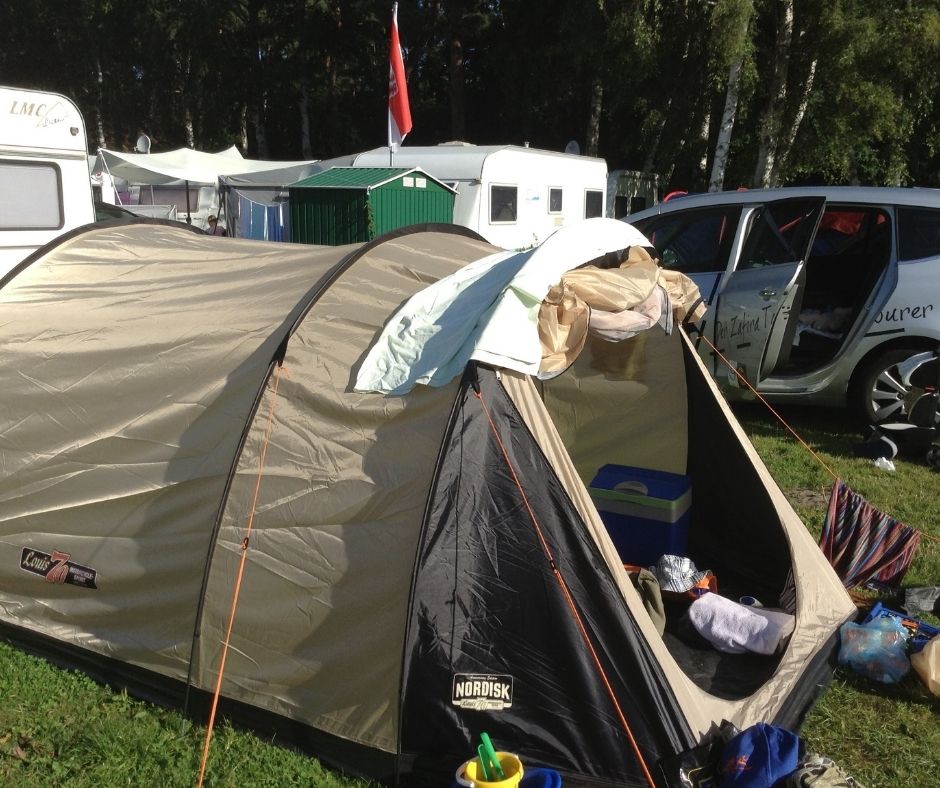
top-left (853, 348), bottom-right (926, 425)
top-left (926, 443), bottom-right (940, 471)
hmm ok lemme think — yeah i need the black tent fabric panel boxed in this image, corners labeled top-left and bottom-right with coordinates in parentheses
top-left (681, 340), bottom-right (792, 602)
top-left (400, 366), bottom-right (693, 786)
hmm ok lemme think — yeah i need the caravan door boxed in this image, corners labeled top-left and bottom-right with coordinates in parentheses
top-left (713, 197), bottom-right (825, 386)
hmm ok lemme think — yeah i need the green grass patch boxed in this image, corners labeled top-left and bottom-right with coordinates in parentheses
top-left (0, 641), bottom-right (366, 787)
top-left (1, 403), bottom-right (937, 786)
top-left (735, 402), bottom-right (940, 787)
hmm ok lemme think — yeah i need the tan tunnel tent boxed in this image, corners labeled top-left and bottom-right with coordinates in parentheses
top-left (0, 221), bottom-right (855, 786)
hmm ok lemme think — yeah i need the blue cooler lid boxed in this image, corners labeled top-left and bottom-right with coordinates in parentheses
top-left (589, 464), bottom-right (690, 504)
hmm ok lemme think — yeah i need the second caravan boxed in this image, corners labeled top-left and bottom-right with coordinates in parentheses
top-left (336, 142), bottom-right (608, 249)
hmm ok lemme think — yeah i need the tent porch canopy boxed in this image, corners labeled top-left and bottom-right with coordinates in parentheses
top-left (94, 145), bottom-right (319, 187)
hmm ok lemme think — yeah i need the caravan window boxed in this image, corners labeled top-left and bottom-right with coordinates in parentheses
top-left (549, 188), bottom-right (563, 213)
top-left (0, 161), bottom-right (63, 229)
top-left (490, 185), bottom-right (518, 223)
top-left (584, 189), bottom-right (603, 219)
top-left (136, 185), bottom-right (205, 213)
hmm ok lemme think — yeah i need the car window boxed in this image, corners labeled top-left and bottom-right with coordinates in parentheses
top-left (738, 200), bottom-right (820, 270)
top-left (811, 208), bottom-right (888, 256)
top-left (898, 207), bottom-right (940, 261)
top-left (809, 207), bottom-right (891, 263)
top-left (94, 201), bottom-right (137, 221)
top-left (631, 207), bottom-right (740, 274)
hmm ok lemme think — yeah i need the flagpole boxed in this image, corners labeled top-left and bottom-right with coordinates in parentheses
top-left (390, 2), bottom-right (397, 167)
top-left (388, 1), bottom-right (412, 167)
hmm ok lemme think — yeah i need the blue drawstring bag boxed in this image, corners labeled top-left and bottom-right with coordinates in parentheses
top-left (718, 722), bottom-right (802, 787)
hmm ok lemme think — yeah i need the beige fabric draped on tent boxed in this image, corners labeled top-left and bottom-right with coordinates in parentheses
top-left (537, 246), bottom-right (707, 374)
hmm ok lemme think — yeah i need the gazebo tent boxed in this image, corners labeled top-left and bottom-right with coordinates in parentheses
top-left (94, 145), bottom-right (318, 186)
top-left (93, 146), bottom-right (320, 228)
top-left (218, 162), bottom-right (324, 240)
top-left (0, 221), bottom-right (854, 786)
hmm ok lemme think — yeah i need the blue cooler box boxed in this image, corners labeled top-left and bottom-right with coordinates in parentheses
top-left (588, 464), bottom-right (692, 567)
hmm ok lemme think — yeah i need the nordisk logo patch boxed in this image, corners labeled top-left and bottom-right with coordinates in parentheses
top-left (452, 674), bottom-right (513, 710)
top-left (20, 548), bottom-right (98, 589)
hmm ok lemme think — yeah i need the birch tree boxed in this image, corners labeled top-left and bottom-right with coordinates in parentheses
top-left (708, 0), bottom-right (755, 191)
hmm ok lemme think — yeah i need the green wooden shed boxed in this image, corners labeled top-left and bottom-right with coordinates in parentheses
top-left (288, 166), bottom-right (456, 246)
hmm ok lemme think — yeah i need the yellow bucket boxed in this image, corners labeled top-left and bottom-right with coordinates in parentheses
top-left (457, 752), bottom-right (524, 788)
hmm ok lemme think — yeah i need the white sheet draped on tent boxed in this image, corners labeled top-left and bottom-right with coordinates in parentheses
top-left (354, 219), bottom-right (655, 394)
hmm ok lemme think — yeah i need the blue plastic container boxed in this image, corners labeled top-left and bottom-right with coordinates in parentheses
top-left (861, 601), bottom-right (940, 653)
top-left (588, 464), bottom-right (692, 567)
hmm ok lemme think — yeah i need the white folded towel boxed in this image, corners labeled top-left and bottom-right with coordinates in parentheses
top-left (688, 593), bottom-right (796, 655)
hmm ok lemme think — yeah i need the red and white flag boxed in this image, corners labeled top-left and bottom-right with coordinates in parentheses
top-left (388, 3), bottom-right (412, 152)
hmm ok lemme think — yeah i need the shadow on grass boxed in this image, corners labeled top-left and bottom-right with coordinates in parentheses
top-left (835, 665), bottom-right (940, 714)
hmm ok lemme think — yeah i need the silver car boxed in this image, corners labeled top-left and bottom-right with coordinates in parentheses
top-left (626, 187), bottom-right (940, 423)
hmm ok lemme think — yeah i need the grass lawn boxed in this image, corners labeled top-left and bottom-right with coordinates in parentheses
top-left (733, 401), bottom-right (940, 788)
top-left (1, 401), bottom-right (938, 786)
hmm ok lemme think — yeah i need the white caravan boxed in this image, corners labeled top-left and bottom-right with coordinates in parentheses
top-left (0, 86), bottom-right (95, 279)
top-left (342, 143), bottom-right (608, 249)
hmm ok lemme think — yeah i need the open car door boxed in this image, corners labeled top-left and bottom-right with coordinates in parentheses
top-left (713, 197), bottom-right (825, 387)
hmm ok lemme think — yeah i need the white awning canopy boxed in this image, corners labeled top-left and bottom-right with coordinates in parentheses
top-left (94, 145), bottom-right (318, 186)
